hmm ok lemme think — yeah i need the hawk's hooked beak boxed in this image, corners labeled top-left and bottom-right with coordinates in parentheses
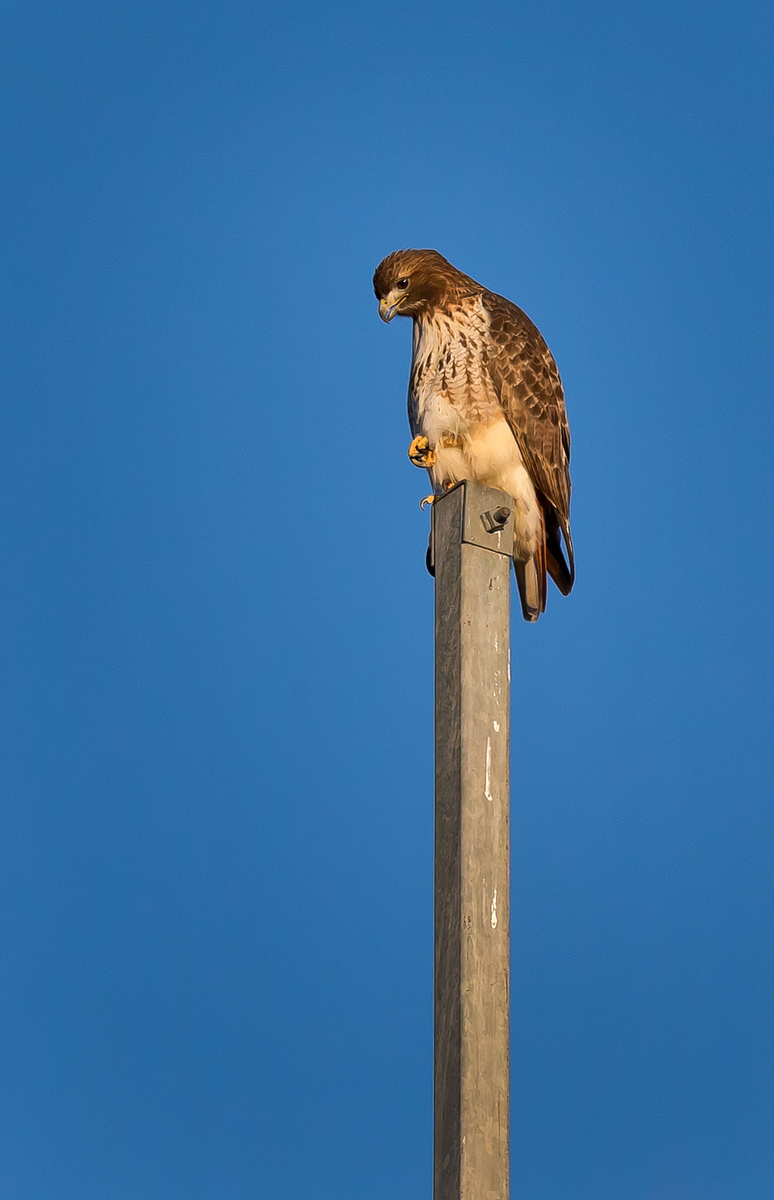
top-left (378, 298), bottom-right (399, 323)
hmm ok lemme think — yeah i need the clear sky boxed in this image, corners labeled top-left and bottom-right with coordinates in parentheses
top-left (1, 1), bottom-right (772, 1197)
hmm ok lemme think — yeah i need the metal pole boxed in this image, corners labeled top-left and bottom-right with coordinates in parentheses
top-left (432, 481), bottom-right (512, 1200)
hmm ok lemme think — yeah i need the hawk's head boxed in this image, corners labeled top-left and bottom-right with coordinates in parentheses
top-left (373, 249), bottom-right (473, 322)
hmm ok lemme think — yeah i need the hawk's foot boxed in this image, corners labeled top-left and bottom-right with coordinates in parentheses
top-left (420, 479), bottom-right (455, 510)
top-left (408, 435), bottom-right (436, 468)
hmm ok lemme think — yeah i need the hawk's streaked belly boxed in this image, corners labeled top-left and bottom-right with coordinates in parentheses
top-left (409, 298), bottom-right (540, 562)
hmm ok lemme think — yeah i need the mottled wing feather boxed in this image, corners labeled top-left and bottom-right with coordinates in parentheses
top-left (482, 290), bottom-right (575, 584)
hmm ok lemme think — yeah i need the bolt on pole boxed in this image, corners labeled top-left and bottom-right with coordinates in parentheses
top-left (431, 481), bottom-right (512, 1200)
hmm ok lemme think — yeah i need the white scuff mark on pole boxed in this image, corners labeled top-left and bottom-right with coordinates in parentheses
top-left (491, 888), bottom-right (498, 929)
top-left (485, 737), bottom-right (492, 802)
top-left (493, 720), bottom-right (500, 733)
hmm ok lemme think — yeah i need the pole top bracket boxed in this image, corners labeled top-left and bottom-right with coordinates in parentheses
top-left (429, 481), bottom-right (515, 571)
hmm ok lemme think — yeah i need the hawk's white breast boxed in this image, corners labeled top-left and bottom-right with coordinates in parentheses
top-left (409, 296), bottom-right (541, 560)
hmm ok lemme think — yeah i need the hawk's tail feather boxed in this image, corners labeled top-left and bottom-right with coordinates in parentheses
top-left (543, 504), bottom-right (574, 596)
top-left (536, 506), bottom-right (547, 609)
top-left (513, 558), bottom-right (544, 622)
top-left (514, 508), bottom-right (547, 622)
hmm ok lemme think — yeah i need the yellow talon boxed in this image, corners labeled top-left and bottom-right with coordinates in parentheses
top-left (420, 494), bottom-right (436, 510)
top-left (408, 435), bottom-right (436, 468)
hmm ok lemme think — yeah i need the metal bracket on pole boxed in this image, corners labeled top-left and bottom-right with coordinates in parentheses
top-left (432, 481), bottom-right (511, 1200)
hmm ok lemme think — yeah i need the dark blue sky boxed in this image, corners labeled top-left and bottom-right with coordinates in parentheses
top-left (2, 1), bottom-right (772, 1197)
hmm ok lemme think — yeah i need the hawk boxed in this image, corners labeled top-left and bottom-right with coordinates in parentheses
top-left (373, 249), bottom-right (574, 622)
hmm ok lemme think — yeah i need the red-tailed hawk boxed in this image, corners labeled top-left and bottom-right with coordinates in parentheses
top-left (373, 248), bottom-right (574, 622)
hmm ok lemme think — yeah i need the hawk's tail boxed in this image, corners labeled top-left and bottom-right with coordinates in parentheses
top-left (513, 558), bottom-right (543, 622)
top-left (543, 505), bottom-right (574, 596)
top-left (513, 508), bottom-right (547, 623)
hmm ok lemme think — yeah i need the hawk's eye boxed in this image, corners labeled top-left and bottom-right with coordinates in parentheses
top-left (396, 278), bottom-right (409, 289)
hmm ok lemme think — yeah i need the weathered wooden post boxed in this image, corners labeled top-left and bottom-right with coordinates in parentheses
top-left (431, 480), bottom-right (512, 1200)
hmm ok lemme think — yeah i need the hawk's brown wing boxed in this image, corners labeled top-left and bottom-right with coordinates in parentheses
top-left (482, 290), bottom-right (575, 591)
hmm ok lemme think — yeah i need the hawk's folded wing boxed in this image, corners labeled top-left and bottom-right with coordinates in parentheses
top-left (483, 290), bottom-right (575, 590)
